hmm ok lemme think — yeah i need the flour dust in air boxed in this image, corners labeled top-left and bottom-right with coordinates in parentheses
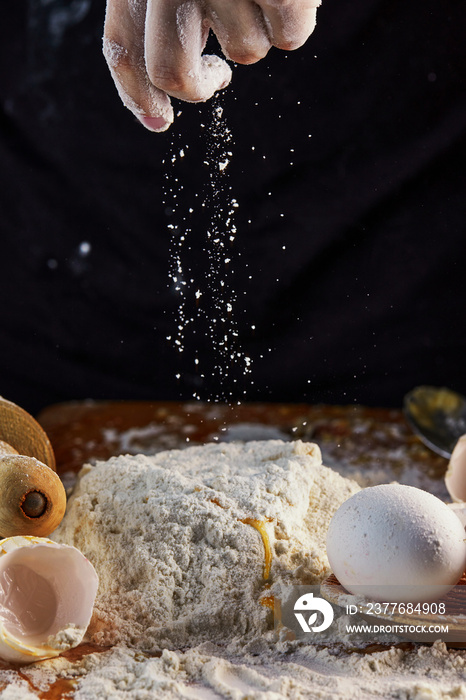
top-left (163, 98), bottom-right (253, 402)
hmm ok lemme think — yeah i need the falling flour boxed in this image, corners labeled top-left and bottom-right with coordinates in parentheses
top-left (164, 99), bottom-right (253, 402)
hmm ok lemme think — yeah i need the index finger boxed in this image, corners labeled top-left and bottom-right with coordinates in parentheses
top-left (103, 0), bottom-right (174, 131)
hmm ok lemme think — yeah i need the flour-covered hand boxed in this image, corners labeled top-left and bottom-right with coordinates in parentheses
top-left (103, 0), bottom-right (321, 132)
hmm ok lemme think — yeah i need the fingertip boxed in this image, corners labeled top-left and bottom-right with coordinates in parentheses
top-left (267, 7), bottom-right (318, 52)
top-left (199, 54), bottom-right (232, 100)
top-left (138, 115), bottom-right (172, 132)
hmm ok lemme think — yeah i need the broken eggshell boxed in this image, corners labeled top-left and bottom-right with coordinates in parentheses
top-left (0, 535), bottom-right (98, 664)
top-left (446, 435), bottom-right (466, 527)
top-left (445, 435), bottom-right (466, 503)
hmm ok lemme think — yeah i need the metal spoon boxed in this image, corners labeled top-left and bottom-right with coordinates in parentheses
top-left (403, 386), bottom-right (466, 458)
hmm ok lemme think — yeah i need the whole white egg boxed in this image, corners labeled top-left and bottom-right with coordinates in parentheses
top-left (326, 484), bottom-right (466, 602)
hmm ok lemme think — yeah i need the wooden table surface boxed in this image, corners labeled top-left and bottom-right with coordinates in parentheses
top-left (37, 399), bottom-right (444, 469)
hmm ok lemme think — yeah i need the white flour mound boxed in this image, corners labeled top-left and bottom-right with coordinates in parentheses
top-left (53, 439), bottom-right (359, 651)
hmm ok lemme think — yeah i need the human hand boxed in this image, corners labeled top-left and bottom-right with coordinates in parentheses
top-left (103, 0), bottom-right (321, 132)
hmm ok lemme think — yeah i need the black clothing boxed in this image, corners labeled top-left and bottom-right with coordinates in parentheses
top-left (1, 0), bottom-right (465, 413)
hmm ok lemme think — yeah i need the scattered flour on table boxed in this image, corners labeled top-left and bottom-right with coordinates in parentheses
top-left (53, 439), bottom-right (359, 651)
top-left (46, 623), bottom-right (84, 651)
top-left (5, 638), bottom-right (466, 699)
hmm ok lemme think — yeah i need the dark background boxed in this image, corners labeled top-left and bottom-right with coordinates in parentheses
top-left (1, 0), bottom-right (465, 414)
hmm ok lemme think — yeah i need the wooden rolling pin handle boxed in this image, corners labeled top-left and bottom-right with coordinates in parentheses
top-left (0, 440), bottom-right (47, 518)
top-left (0, 424), bottom-right (65, 537)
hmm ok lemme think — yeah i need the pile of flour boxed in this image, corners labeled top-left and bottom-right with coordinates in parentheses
top-left (5, 439), bottom-right (466, 699)
top-left (53, 439), bottom-right (359, 651)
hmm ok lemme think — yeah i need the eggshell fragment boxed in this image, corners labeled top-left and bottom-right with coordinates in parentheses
top-left (0, 536), bottom-right (98, 664)
top-left (448, 502), bottom-right (466, 528)
top-left (445, 435), bottom-right (466, 503)
top-left (326, 484), bottom-right (466, 603)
